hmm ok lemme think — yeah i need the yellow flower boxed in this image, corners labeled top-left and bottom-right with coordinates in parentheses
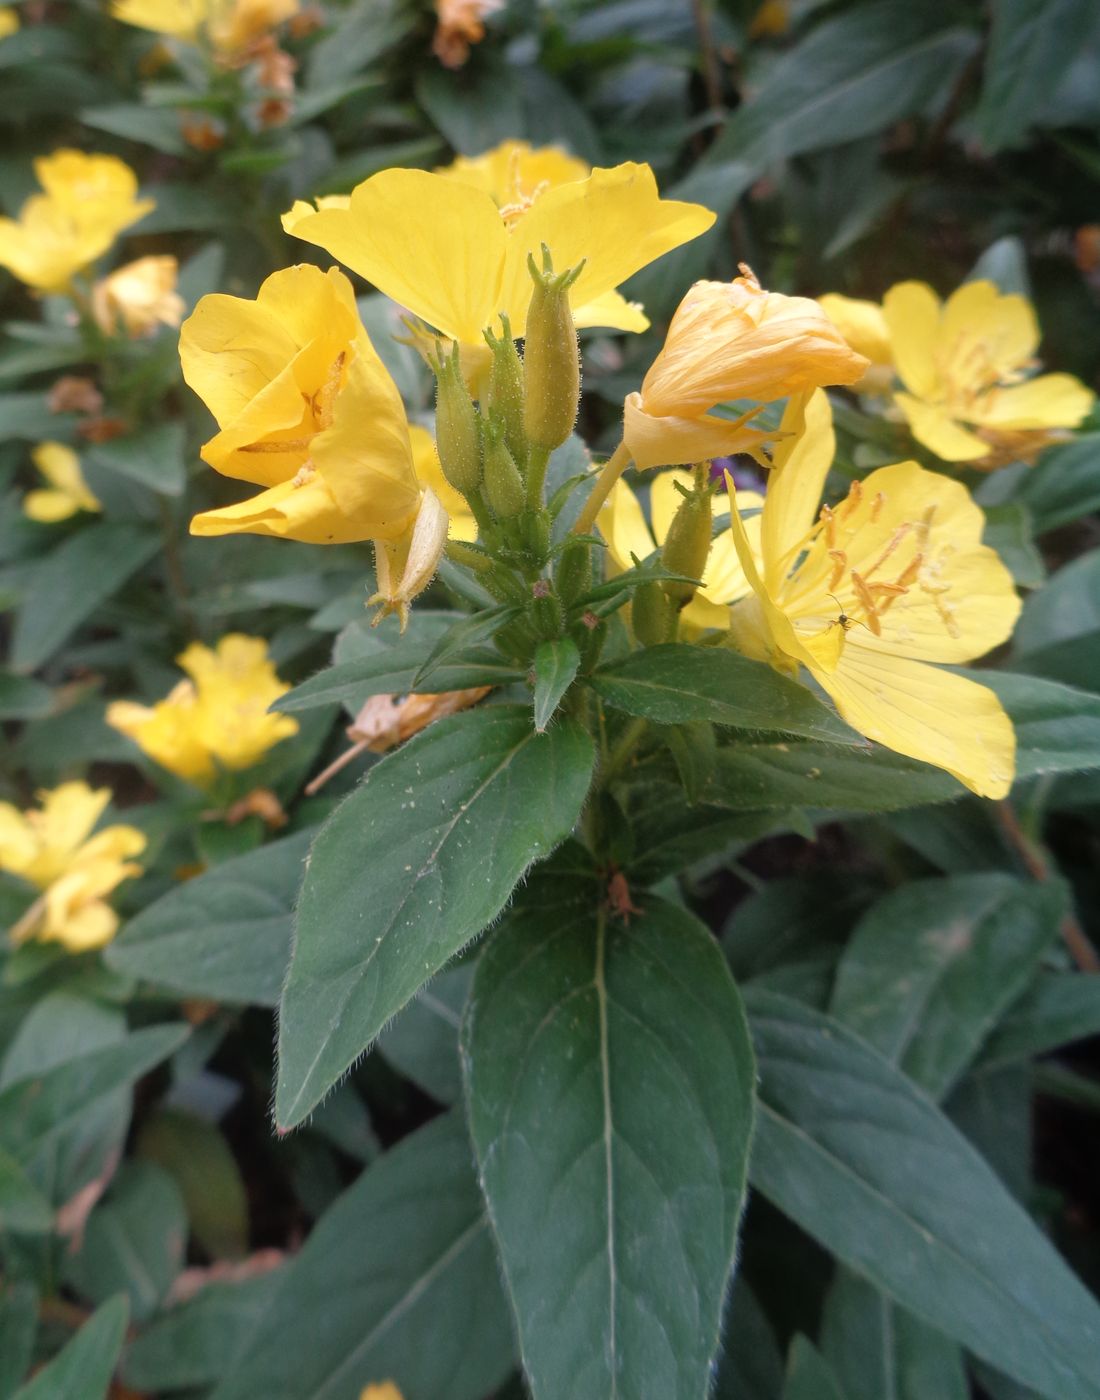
top-left (360, 1385), bottom-right (403, 1400)
top-left (598, 470), bottom-right (764, 631)
top-left (0, 782), bottom-right (145, 953)
top-left (281, 162), bottom-right (713, 357)
top-left (111, 0), bottom-right (297, 51)
top-left (0, 150), bottom-right (153, 293)
top-left (107, 634), bottom-right (299, 787)
top-left (624, 266), bottom-right (869, 470)
top-left (725, 391), bottom-right (1020, 798)
top-left (818, 292), bottom-right (894, 394)
top-left (431, 0), bottom-right (502, 68)
top-left (24, 441), bottom-right (101, 523)
top-left (92, 254), bottom-right (185, 337)
top-left (0, 9), bottom-right (20, 38)
top-left (883, 279), bottom-right (1095, 464)
top-left (184, 264), bottom-right (424, 546)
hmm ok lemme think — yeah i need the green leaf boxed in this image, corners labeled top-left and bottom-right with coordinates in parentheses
top-left (0, 672), bottom-right (52, 720)
top-left (982, 503), bottom-right (1045, 589)
top-left (1016, 436), bottom-right (1100, 534)
top-left (463, 883), bottom-right (756, 1400)
top-left (977, 972), bottom-right (1100, 1069)
top-left (411, 604), bottom-right (523, 689)
top-left (829, 875), bottom-right (1062, 1098)
top-left (589, 645), bottom-right (858, 742)
top-left (0, 391), bottom-right (70, 443)
top-left (11, 524), bottom-right (159, 672)
top-left (0, 1283), bottom-right (37, 1400)
top-left (81, 102), bottom-right (188, 154)
top-left (0, 1147), bottom-right (53, 1233)
top-left (746, 990), bottom-right (1100, 1400)
top-left (278, 642), bottom-right (521, 713)
top-left (86, 422), bottom-right (187, 497)
top-left (210, 1114), bottom-right (516, 1400)
top-left (533, 636), bottom-right (579, 732)
top-left (376, 961), bottom-right (472, 1104)
top-left (1013, 548), bottom-right (1100, 692)
top-left (12, 1295), bottom-right (128, 1400)
top-left (0, 1023), bottom-right (189, 1166)
top-left (64, 1163), bottom-right (186, 1321)
top-left (975, 0), bottom-right (1098, 151)
top-left (713, 1280), bottom-right (784, 1400)
top-left (821, 1269), bottom-right (969, 1400)
top-left (106, 830), bottom-right (310, 1006)
top-left (782, 1337), bottom-right (847, 1400)
top-left (276, 705), bottom-right (594, 1128)
top-left (138, 1110), bottom-right (247, 1260)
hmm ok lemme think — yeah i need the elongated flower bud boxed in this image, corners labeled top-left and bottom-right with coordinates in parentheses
top-left (482, 417), bottom-right (525, 519)
top-left (555, 537), bottom-right (591, 607)
top-left (432, 343), bottom-right (482, 496)
top-left (632, 580), bottom-right (676, 646)
top-left (523, 245), bottom-right (583, 453)
top-left (660, 474), bottom-right (713, 605)
top-left (484, 314), bottom-right (527, 469)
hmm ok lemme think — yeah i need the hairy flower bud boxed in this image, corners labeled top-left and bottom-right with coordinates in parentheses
top-left (482, 417), bottom-right (525, 519)
top-left (631, 579), bottom-right (677, 646)
top-left (432, 342), bottom-right (482, 496)
top-left (523, 245), bottom-right (582, 453)
top-left (660, 474), bottom-right (713, 605)
top-left (484, 313), bottom-right (527, 469)
top-left (554, 537), bottom-right (591, 607)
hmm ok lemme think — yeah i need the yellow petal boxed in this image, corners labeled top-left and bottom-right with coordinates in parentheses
top-left (894, 392), bottom-right (990, 461)
top-left (191, 474), bottom-right (394, 544)
top-left (622, 392), bottom-right (771, 471)
top-left (407, 424), bottom-right (478, 541)
top-left (497, 163), bottom-right (716, 337)
top-left (597, 476), bottom-right (655, 573)
top-left (283, 170), bottom-right (508, 345)
top-left (939, 280), bottom-right (1037, 385)
top-left (882, 281), bottom-right (943, 401)
top-left (108, 693), bottom-right (217, 785)
top-left (37, 783), bottom-right (111, 861)
top-left (24, 489), bottom-right (80, 523)
top-left (111, 0), bottom-right (207, 38)
top-left (0, 803), bottom-right (37, 876)
top-left (972, 372), bottom-right (1095, 431)
top-left (818, 293), bottom-right (893, 366)
top-left (808, 641), bottom-right (1015, 799)
top-left (760, 389), bottom-right (834, 592)
top-left (572, 288), bottom-right (649, 334)
top-left (438, 139), bottom-right (589, 206)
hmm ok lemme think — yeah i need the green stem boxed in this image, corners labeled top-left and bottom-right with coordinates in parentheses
top-left (525, 443), bottom-right (551, 510)
top-left (601, 716), bottom-right (648, 787)
top-left (572, 440), bottom-right (631, 536)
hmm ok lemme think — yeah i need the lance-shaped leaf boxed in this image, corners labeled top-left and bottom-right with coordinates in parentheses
top-left (533, 637), bottom-right (580, 732)
top-left (463, 882), bottom-right (756, 1400)
top-left (746, 991), bottom-right (1100, 1400)
top-left (13, 1295), bottom-right (128, 1400)
top-left (210, 1114), bottom-right (515, 1400)
top-left (0, 1147), bottom-right (52, 1233)
top-left (276, 705), bottom-right (594, 1128)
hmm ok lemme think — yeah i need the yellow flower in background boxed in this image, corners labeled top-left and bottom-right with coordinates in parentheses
top-left (431, 0), bottom-right (501, 68)
top-left (624, 266), bottom-right (869, 470)
top-left (0, 150), bottom-right (153, 292)
top-left (883, 279), bottom-right (1095, 464)
top-left (282, 162), bottom-right (713, 358)
top-left (360, 1385), bottom-right (404, 1400)
top-left (107, 634), bottom-right (299, 787)
top-left (725, 391), bottom-right (1020, 798)
top-left (0, 8), bottom-right (20, 38)
top-left (92, 255), bottom-right (185, 337)
top-left (111, 0), bottom-right (297, 51)
top-left (183, 264), bottom-right (424, 545)
top-left (818, 292), bottom-right (894, 394)
top-left (23, 441), bottom-right (101, 523)
top-left (409, 424), bottom-right (477, 543)
top-left (749, 0), bottom-right (789, 37)
top-left (0, 782), bottom-right (145, 952)
top-left (598, 470), bottom-right (764, 631)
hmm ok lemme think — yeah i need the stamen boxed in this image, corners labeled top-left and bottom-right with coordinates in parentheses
top-left (314, 351), bottom-right (346, 431)
top-left (862, 523), bottom-right (912, 582)
top-left (292, 461), bottom-right (316, 488)
top-left (850, 570), bottom-right (882, 635)
top-left (820, 503), bottom-right (836, 550)
top-left (827, 549), bottom-right (847, 592)
top-left (870, 491), bottom-right (885, 523)
top-left (840, 479), bottom-right (863, 516)
top-left (240, 436), bottom-right (314, 453)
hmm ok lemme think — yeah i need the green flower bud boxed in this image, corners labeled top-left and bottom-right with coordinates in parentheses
top-left (523, 244), bottom-right (583, 454)
top-left (432, 342), bottom-right (482, 496)
top-left (574, 609), bottom-right (607, 672)
top-left (632, 579), bottom-right (677, 647)
top-left (660, 476), bottom-right (713, 605)
top-left (555, 537), bottom-right (591, 607)
top-left (482, 417), bottom-right (525, 519)
top-left (484, 314), bottom-right (526, 469)
top-left (530, 577), bottom-right (565, 641)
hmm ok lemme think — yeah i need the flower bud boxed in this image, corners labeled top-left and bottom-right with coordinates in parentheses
top-left (523, 245), bottom-right (582, 453)
top-left (555, 537), bottom-right (591, 607)
top-left (482, 417), bottom-right (525, 519)
top-left (484, 314), bottom-right (526, 469)
top-left (369, 488), bottom-right (450, 631)
top-left (660, 477), bottom-right (713, 605)
top-left (432, 343), bottom-right (482, 496)
top-left (632, 580), bottom-right (677, 647)
top-left (530, 577), bottom-right (565, 640)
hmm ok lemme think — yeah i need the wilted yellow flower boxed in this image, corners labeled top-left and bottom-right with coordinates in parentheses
top-left (883, 279), bottom-right (1095, 465)
top-left (111, 0), bottom-right (297, 51)
top-left (726, 391), bottom-right (1020, 798)
top-left (0, 9), bottom-right (20, 38)
top-left (184, 264), bottom-right (424, 546)
top-left (818, 292), bottom-right (894, 394)
top-left (624, 267), bottom-right (869, 471)
top-left (24, 441), bottom-right (101, 523)
top-left (0, 150), bottom-right (153, 292)
top-left (599, 470), bottom-right (764, 631)
top-left (92, 254), bottom-right (185, 337)
top-left (431, 0), bottom-right (501, 68)
top-left (282, 162), bottom-right (713, 360)
top-left (107, 634), bottom-right (299, 787)
top-left (0, 782), bottom-right (145, 952)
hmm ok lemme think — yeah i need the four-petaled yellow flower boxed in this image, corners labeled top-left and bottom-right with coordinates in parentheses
top-left (598, 470), bottom-right (764, 632)
top-left (0, 150), bottom-right (153, 293)
top-left (107, 634), bottom-right (300, 788)
top-left (883, 279), bottom-right (1095, 465)
top-left (24, 441), bottom-right (101, 523)
top-left (818, 292), bottom-right (894, 394)
top-left (726, 390), bottom-right (1020, 798)
top-left (624, 266), bottom-right (870, 471)
top-left (281, 162), bottom-right (713, 366)
top-left (111, 0), bottom-right (297, 52)
top-left (0, 782), bottom-right (145, 952)
top-left (92, 254), bottom-right (185, 337)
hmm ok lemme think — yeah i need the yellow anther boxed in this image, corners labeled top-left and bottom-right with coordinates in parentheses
top-left (850, 570), bottom-right (882, 635)
top-left (827, 549), bottom-right (847, 592)
top-left (870, 491), bottom-right (886, 523)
